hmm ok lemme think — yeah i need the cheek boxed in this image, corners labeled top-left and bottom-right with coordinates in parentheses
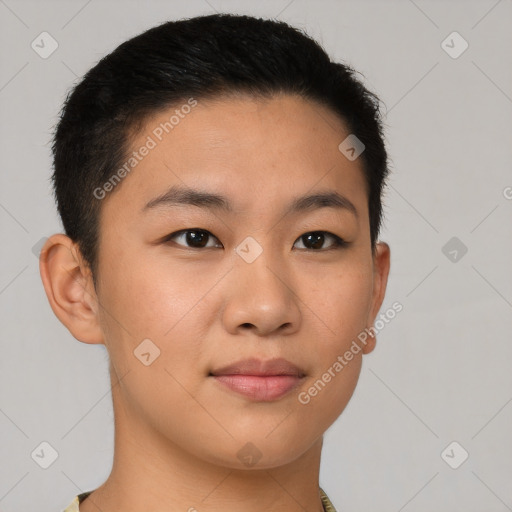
top-left (308, 261), bottom-right (374, 342)
top-left (97, 249), bottom-right (210, 371)
top-left (98, 243), bottom-right (181, 328)
top-left (298, 275), bottom-right (370, 422)
top-left (298, 262), bottom-right (372, 409)
top-left (296, 343), bottom-right (363, 433)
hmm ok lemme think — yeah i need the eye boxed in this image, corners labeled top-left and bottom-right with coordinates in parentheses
top-left (162, 229), bottom-right (347, 251)
top-left (293, 231), bottom-right (347, 251)
top-left (164, 229), bottom-right (222, 249)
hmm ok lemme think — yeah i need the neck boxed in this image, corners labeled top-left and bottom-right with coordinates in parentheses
top-left (80, 373), bottom-right (326, 512)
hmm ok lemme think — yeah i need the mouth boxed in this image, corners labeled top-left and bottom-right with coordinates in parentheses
top-left (209, 357), bottom-right (306, 402)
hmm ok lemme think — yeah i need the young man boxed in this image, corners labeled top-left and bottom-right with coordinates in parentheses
top-left (40, 13), bottom-right (390, 512)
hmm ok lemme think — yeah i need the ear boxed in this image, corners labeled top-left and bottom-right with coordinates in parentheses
top-left (362, 241), bottom-right (391, 354)
top-left (39, 233), bottom-right (104, 344)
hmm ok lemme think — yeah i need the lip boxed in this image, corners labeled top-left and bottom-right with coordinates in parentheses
top-left (209, 357), bottom-right (306, 402)
top-left (210, 357), bottom-right (305, 377)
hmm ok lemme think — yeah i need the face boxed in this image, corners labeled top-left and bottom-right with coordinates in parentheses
top-left (91, 93), bottom-right (389, 469)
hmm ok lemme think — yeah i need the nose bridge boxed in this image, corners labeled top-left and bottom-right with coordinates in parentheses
top-left (237, 225), bottom-right (294, 280)
top-left (234, 234), bottom-right (289, 299)
top-left (221, 233), bottom-right (301, 335)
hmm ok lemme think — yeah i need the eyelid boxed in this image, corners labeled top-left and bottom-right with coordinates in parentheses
top-left (162, 228), bottom-right (348, 251)
top-left (293, 231), bottom-right (347, 250)
top-left (163, 228), bottom-right (221, 248)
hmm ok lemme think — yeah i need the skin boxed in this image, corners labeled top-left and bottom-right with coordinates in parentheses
top-left (40, 93), bottom-right (390, 512)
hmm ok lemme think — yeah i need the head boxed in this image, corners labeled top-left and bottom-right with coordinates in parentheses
top-left (41, 13), bottom-right (390, 470)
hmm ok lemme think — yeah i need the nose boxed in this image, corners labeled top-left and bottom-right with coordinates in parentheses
top-left (221, 248), bottom-right (301, 338)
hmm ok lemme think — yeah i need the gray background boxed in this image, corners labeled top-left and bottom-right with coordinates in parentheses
top-left (1, 1), bottom-right (511, 511)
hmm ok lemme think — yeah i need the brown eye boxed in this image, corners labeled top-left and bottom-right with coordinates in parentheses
top-left (293, 231), bottom-right (346, 251)
top-left (165, 229), bottom-right (222, 249)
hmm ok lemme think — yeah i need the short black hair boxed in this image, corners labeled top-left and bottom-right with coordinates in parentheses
top-left (51, 13), bottom-right (389, 286)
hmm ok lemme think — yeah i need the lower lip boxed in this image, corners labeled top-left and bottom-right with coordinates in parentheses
top-left (211, 374), bottom-right (303, 401)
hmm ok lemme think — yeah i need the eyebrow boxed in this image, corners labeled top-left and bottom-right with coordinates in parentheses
top-left (142, 184), bottom-right (358, 218)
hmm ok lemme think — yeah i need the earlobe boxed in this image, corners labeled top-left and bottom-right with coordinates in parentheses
top-left (361, 329), bottom-right (377, 355)
top-left (39, 234), bottom-right (104, 344)
top-left (362, 241), bottom-right (391, 355)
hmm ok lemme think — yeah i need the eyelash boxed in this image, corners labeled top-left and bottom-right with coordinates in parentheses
top-left (162, 229), bottom-right (348, 251)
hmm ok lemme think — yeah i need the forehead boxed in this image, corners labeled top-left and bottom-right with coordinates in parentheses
top-left (102, 93), bottom-right (368, 220)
